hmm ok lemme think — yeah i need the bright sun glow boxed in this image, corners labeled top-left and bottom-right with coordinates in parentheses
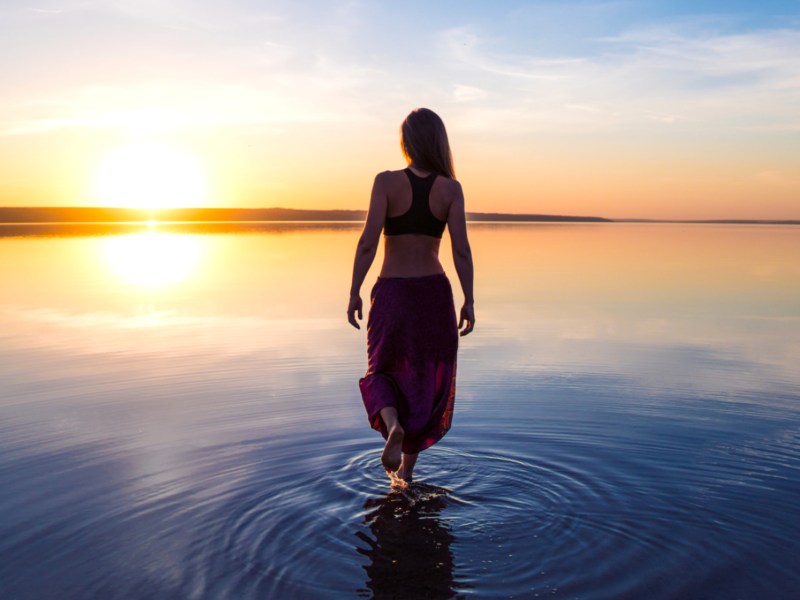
top-left (106, 231), bottom-right (202, 288)
top-left (94, 142), bottom-right (208, 209)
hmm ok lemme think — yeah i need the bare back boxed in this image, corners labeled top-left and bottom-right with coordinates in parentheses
top-left (379, 167), bottom-right (456, 278)
top-left (349, 160), bottom-right (473, 335)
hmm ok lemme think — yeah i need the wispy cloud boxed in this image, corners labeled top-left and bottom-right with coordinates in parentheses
top-left (440, 27), bottom-right (575, 81)
top-left (437, 23), bottom-right (800, 134)
top-left (452, 84), bottom-right (488, 103)
top-left (0, 0), bottom-right (396, 137)
top-left (28, 7), bottom-right (63, 15)
top-left (0, 59), bottom-right (386, 137)
top-left (754, 169), bottom-right (800, 188)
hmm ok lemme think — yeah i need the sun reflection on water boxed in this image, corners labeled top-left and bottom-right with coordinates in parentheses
top-left (105, 231), bottom-right (202, 288)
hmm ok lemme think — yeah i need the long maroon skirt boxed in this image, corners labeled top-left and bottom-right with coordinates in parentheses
top-left (359, 273), bottom-right (458, 454)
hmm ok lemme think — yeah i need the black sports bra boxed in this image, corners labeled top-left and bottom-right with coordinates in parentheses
top-left (383, 168), bottom-right (447, 238)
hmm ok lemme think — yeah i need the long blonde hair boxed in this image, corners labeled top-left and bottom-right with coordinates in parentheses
top-left (400, 108), bottom-right (455, 179)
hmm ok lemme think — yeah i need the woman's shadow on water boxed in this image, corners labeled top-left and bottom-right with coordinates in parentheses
top-left (355, 481), bottom-right (468, 599)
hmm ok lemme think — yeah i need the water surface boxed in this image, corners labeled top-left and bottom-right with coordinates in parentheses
top-left (1, 223), bottom-right (799, 598)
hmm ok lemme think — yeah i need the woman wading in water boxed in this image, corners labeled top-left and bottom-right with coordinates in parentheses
top-left (348, 108), bottom-right (475, 482)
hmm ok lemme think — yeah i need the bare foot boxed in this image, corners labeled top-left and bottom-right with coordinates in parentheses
top-left (381, 426), bottom-right (404, 472)
top-left (388, 470), bottom-right (408, 489)
top-left (397, 452), bottom-right (417, 482)
top-left (397, 469), bottom-right (414, 483)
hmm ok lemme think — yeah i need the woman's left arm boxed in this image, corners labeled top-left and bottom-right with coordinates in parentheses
top-left (347, 173), bottom-right (388, 329)
top-left (446, 180), bottom-right (475, 336)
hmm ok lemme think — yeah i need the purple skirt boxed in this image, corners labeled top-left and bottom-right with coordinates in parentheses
top-left (359, 273), bottom-right (458, 454)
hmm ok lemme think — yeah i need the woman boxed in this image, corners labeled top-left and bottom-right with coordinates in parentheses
top-left (347, 108), bottom-right (475, 482)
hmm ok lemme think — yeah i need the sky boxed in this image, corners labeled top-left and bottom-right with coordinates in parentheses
top-left (0, 0), bottom-right (798, 219)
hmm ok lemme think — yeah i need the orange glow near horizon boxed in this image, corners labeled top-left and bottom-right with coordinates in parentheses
top-left (1, 128), bottom-right (796, 221)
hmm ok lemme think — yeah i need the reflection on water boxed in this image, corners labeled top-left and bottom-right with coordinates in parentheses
top-left (1, 223), bottom-right (799, 599)
top-left (356, 484), bottom-right (462, 599)
top-left (105, 231), bottom-right (202, 288)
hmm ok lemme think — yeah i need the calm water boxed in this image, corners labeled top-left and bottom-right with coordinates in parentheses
top-left (1, 223), bottom-right (799, 599)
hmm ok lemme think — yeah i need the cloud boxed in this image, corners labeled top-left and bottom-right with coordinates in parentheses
top-left (453, 84), bottom-right (488, 102)
top-left (0, 57), bottom-right (386, 137)
top-left (437, 23), bottom-right (800, 134)
top-left (28, 7), bottom-right (63, 15)
top-left (440, 26), bottom-right (576, 81)
top-left (754, 170), bottom-right (800, 188)
top-left (0, 0), bottom-right (399, 138)
top-left (3, 3), bottom-right (799, 152)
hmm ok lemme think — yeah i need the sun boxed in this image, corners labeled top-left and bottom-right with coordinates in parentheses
top-left (94, 142), bottom-right (208, 209)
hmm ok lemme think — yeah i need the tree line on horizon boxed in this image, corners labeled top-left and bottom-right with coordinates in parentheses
top-left (0, 206), bottom-right (611, 223)
top-left (1, 207), bottom-right (796, 225)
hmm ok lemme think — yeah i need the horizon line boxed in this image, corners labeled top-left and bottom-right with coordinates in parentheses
top-left (0, 206), bottom-right (798, 225)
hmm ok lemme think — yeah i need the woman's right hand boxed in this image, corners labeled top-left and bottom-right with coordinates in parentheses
top-left (458, 303), bottom-right (475, 336)
top-left (348, 294), bottom-right (363, 329)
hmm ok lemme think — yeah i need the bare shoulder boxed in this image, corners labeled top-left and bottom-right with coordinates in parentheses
top-left (435, 176), bottom-right (464, 203)
top-left (375, 169), bottom-right (408, 179)
top-left (373, 169), bottom-right (407, 191)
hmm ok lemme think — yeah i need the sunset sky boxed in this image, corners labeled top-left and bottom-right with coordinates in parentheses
top-left (1, 0), bottom-right (798, 219)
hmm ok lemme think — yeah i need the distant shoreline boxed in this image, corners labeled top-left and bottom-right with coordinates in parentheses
top-left (0, 207), bottom-right (797, 225)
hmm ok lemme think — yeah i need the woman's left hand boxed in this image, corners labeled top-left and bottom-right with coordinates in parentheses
top-left (347, 294), bottom-right (363, 329)
top-left (459, 303), bottom-right (475, 336)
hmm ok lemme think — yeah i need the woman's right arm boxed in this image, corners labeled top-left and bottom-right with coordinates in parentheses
top-left (347, 173), bottom-right (388, 329)
top-left (446, 180), bottom-right (475, 336)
